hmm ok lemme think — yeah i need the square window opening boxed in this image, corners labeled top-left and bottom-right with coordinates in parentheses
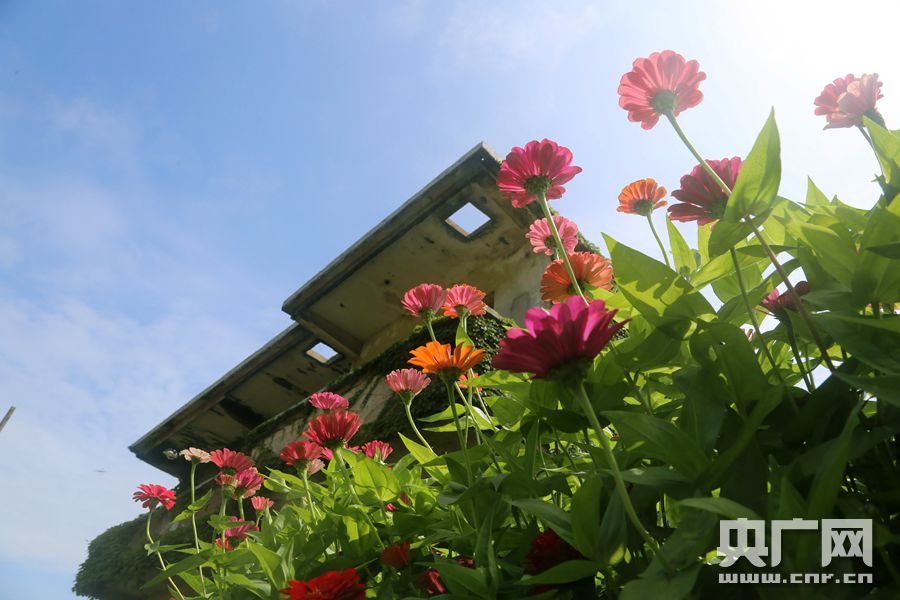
top-left (445, 202), bottom-right (491, 237)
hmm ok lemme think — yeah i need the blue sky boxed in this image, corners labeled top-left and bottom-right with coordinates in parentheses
top-left (0, 1), bottom-right (897, 598)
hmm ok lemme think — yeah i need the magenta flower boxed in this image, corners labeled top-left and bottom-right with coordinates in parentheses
top-left (497, 139), bottom-right (582, 208)
top-left (209, 448), bottom-right (254, 475)
top-left (361, 440), bottom-right (393, 462)
top-left (231, 467), bottom-right (265, 499)
top-left (251, 496), bottom-right (274, 513)
top-left (402, 283), bottom-right (446, 319)
top-left (280, 440), bottom-right (323, 468)
top-left (760, 281), bottom-right (810, 318)
top-left (133, 484), bottom-right (176, 511)
top-left (618, 50), bottom-right (706, 129)
top-left (443, 284), bottom-right (487, 318)
top-left (491, 296), bottom-right (626, 379)
top-left (303, 411), bottom-right (362, 450)
top-left (668, 157), bottom-right (743, 225)
top-left (526, 216), bottom-right (579, 256)
top-left (385, 368), bottom-right (431, 399)
top-left (309, 392), bottom-right (349, 412)
top-left (815, 74), bottom-right (883, 129)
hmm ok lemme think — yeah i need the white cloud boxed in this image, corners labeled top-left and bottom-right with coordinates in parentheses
top-left (49, 97), bottom-right (138, 159)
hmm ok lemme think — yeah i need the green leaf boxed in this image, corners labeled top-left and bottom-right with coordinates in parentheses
top-left (603, 235), bottom-right (714, 326)
top-left (172, 489), bottom-right (214, 522)
top-left (725, 109), bottom-right (781, 219)
top-left (854, 199), bottom-right (900, 304)
top-left (814, 313), bottom-right (900, 375)
top-left (676, 496), bottom-right (760, 520)
top-left (431, 561), bottom-right (491, 598)
top-left (571, 474), bottom-right (603, 560)
top-left (246, 542), bottom-right (282, 589)
top-left (141, 550), bottom-right (211, 590)
top-left (805, 400), bottom-right (864, 519)
top-left (509, 499), bottom-right (576, 548)
top-left (865, 116), bottom-right (900, 188)
top-left (352, 455), bottom-right (400, 501)
top-left (399, 433), bottom-right (438, 465)
top-left (620, 564), bottom-right (701, 600)
top-left (792, 222), bottom-right (857, 286)
top-left (708, 219), bottom-right (752, 257)
top-left (834, 372), bottom-right (900, 407)
top-left (602, 410), bottom-right (709, 479)
top-left (519, 560), bottom-right (602, 585)
top-left (666, 218), bottom-right (695, 279)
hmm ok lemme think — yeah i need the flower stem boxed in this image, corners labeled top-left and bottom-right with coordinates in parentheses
top-left (536, 192), bottom-right (585, 301)
top-left (403, 399), bottom-right (434, 452)
top-left (576, 382), bottom-right (659, 554)
top-left (335, 447), bottom-right (384, 549)
top-left (646, 214), bottom-right (671, 268)
top-left (425, 318), bottom-right (437, 342)
top-left (188, 462), bottom-right (208, 597)
top-left (665, 113), bottom-right (732, 195)
top-left (446, 382), bottom-right (474, 483)
top-left (301, 469), bottom-right (320, 525)
top-left (145, 510), bottom-right (187, 600)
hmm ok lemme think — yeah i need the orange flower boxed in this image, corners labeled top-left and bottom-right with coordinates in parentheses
top-left (408, 341), bottom-right (485, 380)
top-left (617, 178), bottom-right (667, 216)
top-left (540, 252), bottom-right (613, 304)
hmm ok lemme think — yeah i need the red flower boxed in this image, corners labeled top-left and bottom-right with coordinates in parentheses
top-left (385, 368), bottom-right (431, 399)
top-left (280, 440), bottom-right (324, 468)
top-left (303, 411), bottom-right (362, 450)
top-left (618, 178), bottom-right (668, 216)
top-left (497, 139), bottom-right (582, 208)
top-left (525, 530), bottom-right (584, 575)
top-left (309, 392), bottom-right (349, 412)
top-left (815, 74), bottom-right (883, 129)
top-left (232, 467), bottom-right (265, 499)
top-left (618, 50), bottom-right (706, 129)
top-left (216, 516), bottom-right (259, 550)
top-left (492, 296), bottom-right (625, 379)
top-left (380, 541), bottom-right (411, 569)
top-left (251, 496), bottom-right (274, 513)
top-left (442, 284), bottom-right (487, 318)
top-left (540, 252), bottom-right (613, 304)
top-left (132, 484), bottom-right (176, 511)
top-left (401, 283), bottom-right (446, 319)
top-left (416, 569), bottom-right (445, 597)
top-left (281, 569), bottom-right (366, 600)
top-left (361, 440), bottom-right (393, 462)
top-left (526, 216), bottom-right (579, 256)
top-left (667, 157), bottom-right (743, 225)
top-left (209, 448), bottom-right (255, 474)
top-left (760, 281), bottom-right (810, 318)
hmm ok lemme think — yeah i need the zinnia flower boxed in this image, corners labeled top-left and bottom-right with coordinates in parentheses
top-left (232, 467), bottom-right (265, 499)
top-left (306, 458), bottom-right (325, 475)
top-left (303, 411), bottom-right (362, 450)
top-left (380, 541), bottom-right (411, 569)
top-left (209, 448), bottom-right (254, 474)
top-left (416, 559), bottom-right (474, 597)
top-left (667, 157), bottom-right (743, 225)
top-left (492, 296), bottom-right (626, 379)
top-left (496, 139), bottom-right (582, 208)
top-left (526, 216), bottom-right (579, 256)
top-left (251, 496), bottom-right (274, 513)
top-left (180, 447), bottom-right (210, 463)
top-left (217, 516), bottom-right (259, 550)
top-left (540, 251), bottom-right (613, 304)
top-left (361, 440), bottom-right (393, 462)
top-left (280, 440), bottom-right (324, 468)
top-left (617, 178), bottom-right (668, 216)
top-left (442, 284), bottom-right (487, 318)
top-left (760, 281), bottom-right (810, 318)
top-left (132, 484), bottom-right (176, 511)
top-left (309, 392), bottom-right (349, 412)
top-left (618, 50), bottom-right (706, 129)
top-left (525, 529), bottom-right (584, 575)
top-left (281, 568), bottom-right (366, 600)
top-left (408, 341), bottom-right (485, 381)
top-left (401, 283), bottom-right (446, 319)
top-left (385, 368), bottom-right (431, 400)
top-left (814, 74), bottom-right (884, 129)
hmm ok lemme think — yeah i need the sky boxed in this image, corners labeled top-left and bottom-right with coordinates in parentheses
top-left (0, 1), bottom-right (898, 598)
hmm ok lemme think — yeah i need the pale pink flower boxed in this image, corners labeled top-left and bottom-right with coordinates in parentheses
top-left (526, 216), bottom-right (579, 256)
top-left (385, 368), bottom-right (431, 399)
top-left (180, 447), bottom-right (211, 463)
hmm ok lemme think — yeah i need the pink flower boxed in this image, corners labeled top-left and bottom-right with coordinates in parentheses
top-left (251, 496), bottom-right (274, 513)
top-left (760, 281), bottom-right (810, 318)
top-left (401, 283), bottom-right (446, 319)
top-left (232, 468), bottom-right (265, 499)
top-left (306, 458), bottom-right (325, 475)
top-left (361, 440), bottom-right (393, 462)
top-left (492, 296), bottom-right (626, 379)
top-left (442, 284), bottom-right (487, 318)
top-left (209, 448), bottom-right (254, 474)
top-left (526, 216), bottom-right (579, 256)
top-left (217, 516), bottom-right (259, 550)
top-left (385, 368), bottom-right (431, 399)
top-left (303, 411), bottom-right (362, 450)
top-left (668, 157), bottom-right (743, 225)
top-left (309, 392), bottom-right (349, 412)
top-left (280, 440), bottom-right (324, 468)
top-left (133, 484), bottom-right (176, 511)
top-left (180, 447), bottom-right (210, 463)
top-left (815, 74), bottom-right (883, 129)
top-left (497, 139), bottom-right (582, 208)
top-left (618, 50), bottom-right (706, 129)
